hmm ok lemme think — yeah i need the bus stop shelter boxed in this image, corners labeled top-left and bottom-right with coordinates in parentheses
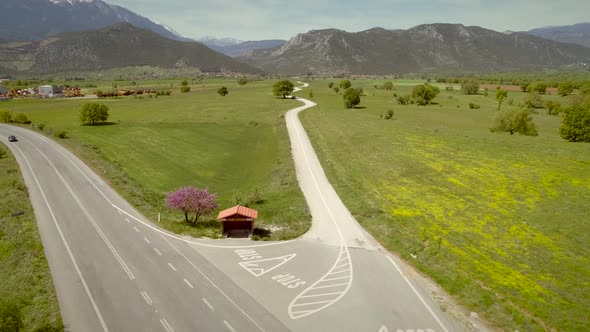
top-left (217, 205), bottom-right (258, 238)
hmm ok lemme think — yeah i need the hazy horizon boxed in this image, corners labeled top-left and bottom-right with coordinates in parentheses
top-left (105, 0), bottom-right (590, 41)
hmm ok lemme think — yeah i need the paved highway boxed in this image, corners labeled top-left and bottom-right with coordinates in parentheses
top-left (0, 83), bottom-right (479, 331)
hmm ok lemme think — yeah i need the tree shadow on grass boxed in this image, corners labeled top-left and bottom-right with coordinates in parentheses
top-left (82, 122), bottom-right (118, 127)
top-left (353, 106), bottom-right (367, 109)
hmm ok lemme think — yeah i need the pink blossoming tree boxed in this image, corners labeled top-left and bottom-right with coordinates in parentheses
top-left (165, 187), bottom-right (219, 225)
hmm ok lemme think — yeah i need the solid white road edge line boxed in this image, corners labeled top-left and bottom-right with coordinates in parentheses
top-left (20, 127), bottom-right (293, 250)
top-left (9, 143), bottom-right (110, 332)
top-left (386, 256), bottom-right (449, 332)
top-left (21, 136), bottom-right (135, 280)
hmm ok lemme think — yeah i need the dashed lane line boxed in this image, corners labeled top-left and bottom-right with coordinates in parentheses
top-left (144, 237), bottom-right (151, 244)
top-left (5, 138), bottom-right (110, 332)
top-left (154, 248), bottom-right (163, 256)
top-left (183, 278), bottom-right (194, 289)
top-left (202, 298), bottom-right (215, 312)
top-left (168, 263), bottom-right (177, 272)
top-left (160, 235), bottom-right (265, 332)
top-left (224, 320), bottom-right (237, 332)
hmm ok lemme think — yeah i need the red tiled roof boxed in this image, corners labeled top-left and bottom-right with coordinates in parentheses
top-left (217, 205), bottom-right (258, 220)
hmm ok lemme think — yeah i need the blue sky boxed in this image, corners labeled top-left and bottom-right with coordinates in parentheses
top-left (107, 0), bottom-right (590, 41)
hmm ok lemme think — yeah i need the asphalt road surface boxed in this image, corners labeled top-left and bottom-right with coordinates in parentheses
top-left (0, 83), bottom-right (474, 332)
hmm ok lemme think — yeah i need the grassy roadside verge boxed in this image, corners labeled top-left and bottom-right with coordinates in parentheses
top-left (298, 79), bottom-right (589, 331)
top-left (0, 143), bottom-right (62, 331)
top-left (2, 79), bottom-right (310, 240)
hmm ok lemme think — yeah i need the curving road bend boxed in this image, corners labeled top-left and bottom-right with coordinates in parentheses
top-left (0, 82), bottom-right (474, 332)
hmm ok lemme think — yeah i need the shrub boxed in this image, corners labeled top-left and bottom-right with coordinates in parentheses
top-left (180, 86), bottom-right (190, 93)
top-left (37, 123), bottom-right (46, 131)
top-left (469, 103), bottom-right (481, 109)
top-left (560, 105), bottom-right (590, 142)
top-left (343, 88), bottom-right (361, 109)
top-left (412, 84), bottom-right (440, 105)
top-left (524, 92), bottom-right (543, 109)
top-left (55, 130), bottom-right (68, 139)
top-left (217, 86), bottom-right (229, 96)
top-left (248, 188), bottom-right (264, 205)
top-left (381, 82), bottom-right (394, 90)
top-left (529, 81), bottom-right (547, 94)
top-left (445, 85), bottom-right (454, 91)
top-left (339, 80), bottom-right (351, 89)
top-left (328, 82), bottom-right (334, 89)
top-left (382, 109), bottom-right (394, 120)
top-left (332, 87), bottom-right (340, 94)
top-left (461, 79), bottom-right (480, 94)
top-left (13, 113), bottom-right (29, 124)
top-left (545, 101), bottom-right (562, 115)
top-left (0, 110), bottom-right (13, 123)
top-left (490, 108), bottom-right (538, 136)
top-left (397, 95), bottom-right (410, 105)
top-left (237, 78), bottom-right (248, 86)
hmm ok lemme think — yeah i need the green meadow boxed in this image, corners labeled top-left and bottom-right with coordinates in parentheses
top-left (2, 80), bottom-right (310, 240)
top-left (0, 144), bottom-right (62, 331)
top-left (298, 79), bottom-right (589, 331)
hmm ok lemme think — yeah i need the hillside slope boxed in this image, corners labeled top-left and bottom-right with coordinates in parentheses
top-left (239, 24), bottom-right (590, 75)
top-left (0, 23), bottom-right (262, 74)
top-left (0, 0), bottom-right (187, 41)
top-left (528, 23), bottom-right (590, 48)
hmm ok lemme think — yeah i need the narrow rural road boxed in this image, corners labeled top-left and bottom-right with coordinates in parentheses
top-left (0, 82), bottom-right (479, 332)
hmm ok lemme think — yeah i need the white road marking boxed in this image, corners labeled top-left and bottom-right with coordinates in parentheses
top-left (113, 205), bottom-right (295, 249)
top-left (202, 298), bottom-right (215, 311)
top-left (7, 143), bottom-right (110, 332)
top-left (387, 256), bottom-right (449, 332)
top-left (161, 236), bottom-right (265, 332)
top-left (183, 278), bottom-right (194, 288)
top-left (20, 136), bottom-right (135, 280)
top-left (17, 128), bottom-right (292, 250)
top-left (144, 237), bottom-right (151, 244)
top-left (125, 218), bottom-right (130, 223)
top-left (140, 290), bottom-right (152, 305)
top-left (154, 248), bottom-right (162, 256)
top-left (286, 87), bottom-right (355, 319)
top-left (134, 226), bottom-right (140, 233)
top-left (379, 325), bottom-right (388, 332)
top-left (160, 318), bottom-right (174, 332)
top-left (291, 299), bottom-right (334, 307)
top-left (168, 263), bottom-right (177, 271)
top-left (223, 320), bottom-right (236, 332)
top-left (299, 291), bottom-right (344, 299)
top-left (238, 254), bottom-right (296, 277)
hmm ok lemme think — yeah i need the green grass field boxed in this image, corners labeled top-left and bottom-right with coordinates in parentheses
top-left (298, 80), bottom-right (589, 331)
top-left (0, 144), bottom-right (62, 331)
top-left (2, 79), bottom-right (310, 240)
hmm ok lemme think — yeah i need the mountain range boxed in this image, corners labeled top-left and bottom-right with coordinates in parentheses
top-left (238, 24), bottom-right (590, 75)
top-left (0, 23), bottom-right (261, 74)
top-left (528, 23), bottom-right (590, 48)
top-left (0, 0), bottom-right (187, 42)
top-left (198, 38), bottom-right (288, 58)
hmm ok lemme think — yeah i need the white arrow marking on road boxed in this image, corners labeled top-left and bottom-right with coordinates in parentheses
top-left (239, 254), bottom-right (296, 277)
